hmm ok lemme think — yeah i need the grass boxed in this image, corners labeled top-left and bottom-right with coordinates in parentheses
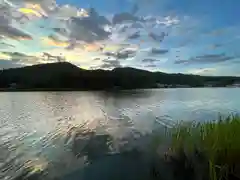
top-left (169, 115), bottom-right (240, 180)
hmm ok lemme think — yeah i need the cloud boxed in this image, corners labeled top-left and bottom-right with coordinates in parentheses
top-left (127, 31), bottom-right (140, 39)
top-left (104, 51), bottom-right (116, 57)
top-left (174, 59), bottom-right (188, 64)
top-left (66, 41), bottom-right (104, 52)
top-left (142, 58), bottom-right (160, 63)
top-left (38, 47), bottom-right (107, 63)
top-left (117, 50), bottom-right (136, 59)
top-left (83, 43), bottom-right (103, 52)
top-left (0, 59), bottom-right (23, 69)
top-left (103, 47), bottom-right (137, 59)
top-left (100, 59), bottom-right (121, 69)
top-left (117, 24), bottom-right (129, 33)
top-left (175, 54), bottom-right (236, 65)
top-left (88, 8), bottom-right (111, 25)
top-left (102, 43), bottom-right (131, 52)
top-left (143, 15), bottom-right (180, 27)
top-left (63, 7), bottom-right (110, 44)
top-left (0, 4), bottom-right (13, 20)
top-left (148, 32), bottom-right (167, 42)
top-left (0, 0), bottom-right (238, 76)
top-left (161, 16), bottom-right (180, 26)
top-left (187, 68), bottom-right (216, 75)
top-left (131, 22), bottom-right (143, 29)
top-left (150, 48), bottom-right (168, 55)
top-left (9, 0), bottom-right (57, 13)
top-left (0, 52), bottom-right (12, 60)
top-left (112, 13), bottom-right (140, 24)
top-left (41, 35), bottom-right (69, 47)
top-left (1, 51), bottom-right (37, 61)
top-left (7, 0), bottom-right (108, 49)
top-left (0, 42), bottom-right (15, 48)
top-left (0, 19), bottom-right (33, 40)
top-left (18, 7), bottom-right (43, 18)
top-left (41, 52), bottom-right (65, 62)
top-left (52, 27), bottom-right (69, 37)
top-left (0, 51), bottom-right (47, 66)
top-left (144, 64), bottom-right (157, 68)
top-left (68, 16), bottom-right (110, 42)
top-left (52, 4), bottom-right (89, 20)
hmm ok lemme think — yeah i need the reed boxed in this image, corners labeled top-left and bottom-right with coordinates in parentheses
top-left (170, 115), bottom-right (240, 180)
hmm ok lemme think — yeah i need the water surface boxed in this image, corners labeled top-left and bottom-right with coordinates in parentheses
top-left (0, 88), bottom-right (240, 179)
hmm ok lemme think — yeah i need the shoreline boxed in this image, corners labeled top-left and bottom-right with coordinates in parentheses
top-left (0, 86), bottom-right (238, 92)
top-left (1, 62), bottom-right (240, 92)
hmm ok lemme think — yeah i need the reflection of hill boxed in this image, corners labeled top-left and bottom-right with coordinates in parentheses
top-left (0, 62), bottom-right (239, 90)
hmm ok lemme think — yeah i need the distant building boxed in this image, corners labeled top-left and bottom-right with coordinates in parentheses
top-left (204, 81), bottom-right (217, 87)
top-left (156, 83), bottom-right (165, 88)
top-left (175, 84), bottom-right (191, 88)
top-left (231, 83), bottom-right (240, 87)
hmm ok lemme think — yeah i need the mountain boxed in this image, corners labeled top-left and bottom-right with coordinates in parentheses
top-left (0, 62), bottom-right (239, 91)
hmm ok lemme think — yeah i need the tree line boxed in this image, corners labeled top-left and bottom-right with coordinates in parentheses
top-left (0, 62), bottom-right (239, 90)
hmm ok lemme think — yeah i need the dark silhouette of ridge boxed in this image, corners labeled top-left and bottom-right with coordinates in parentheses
top-left (0, 62), bottom-right (239, 91)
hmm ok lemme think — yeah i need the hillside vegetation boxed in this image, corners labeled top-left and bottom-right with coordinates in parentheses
top-left (0, 62), bottom-right (239, 90)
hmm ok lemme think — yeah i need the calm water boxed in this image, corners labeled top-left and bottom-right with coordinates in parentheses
top-left (0, 88), bottom-right (240, 179)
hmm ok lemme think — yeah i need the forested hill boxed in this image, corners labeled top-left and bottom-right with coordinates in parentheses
top-left (0, 62), bottom-right (239, 90)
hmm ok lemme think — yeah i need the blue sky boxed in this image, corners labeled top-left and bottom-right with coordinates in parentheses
top-left (0, 0), bottom-right (240, 76)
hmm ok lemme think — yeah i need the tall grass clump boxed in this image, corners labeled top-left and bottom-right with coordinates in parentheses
top-left (171, 115), bottom-right (240, 180)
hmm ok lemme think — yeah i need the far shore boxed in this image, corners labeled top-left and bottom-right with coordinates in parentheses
top-left (0, 86), bottom-right (239, 92)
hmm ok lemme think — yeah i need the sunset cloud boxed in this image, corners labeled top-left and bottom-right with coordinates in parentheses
top-left (0, 25), bottom-right (33, 40)
top-left (41, 35), bottom-right (69, 48)
top-left (18, 7), bottom-right (43, 17)
top-left (0, 0), bottom-right (239, 75)
top-left (0, 52), bottom-right (11, 60)
top-left (187, 68), bottom-right (217, 75)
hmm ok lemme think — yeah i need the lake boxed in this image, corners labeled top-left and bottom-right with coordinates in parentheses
top-left (0, 88), bottom-right (240, 180)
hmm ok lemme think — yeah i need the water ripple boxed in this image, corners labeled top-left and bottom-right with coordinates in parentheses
top-left (0, 89), bottom-right (239, 179)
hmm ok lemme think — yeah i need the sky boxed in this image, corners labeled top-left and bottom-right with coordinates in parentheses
top-left (0, 0), bottom-right (240, 76)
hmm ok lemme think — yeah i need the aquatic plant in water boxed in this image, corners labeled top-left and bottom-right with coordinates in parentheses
top-left (170, 115), bottom-right (240, 180)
